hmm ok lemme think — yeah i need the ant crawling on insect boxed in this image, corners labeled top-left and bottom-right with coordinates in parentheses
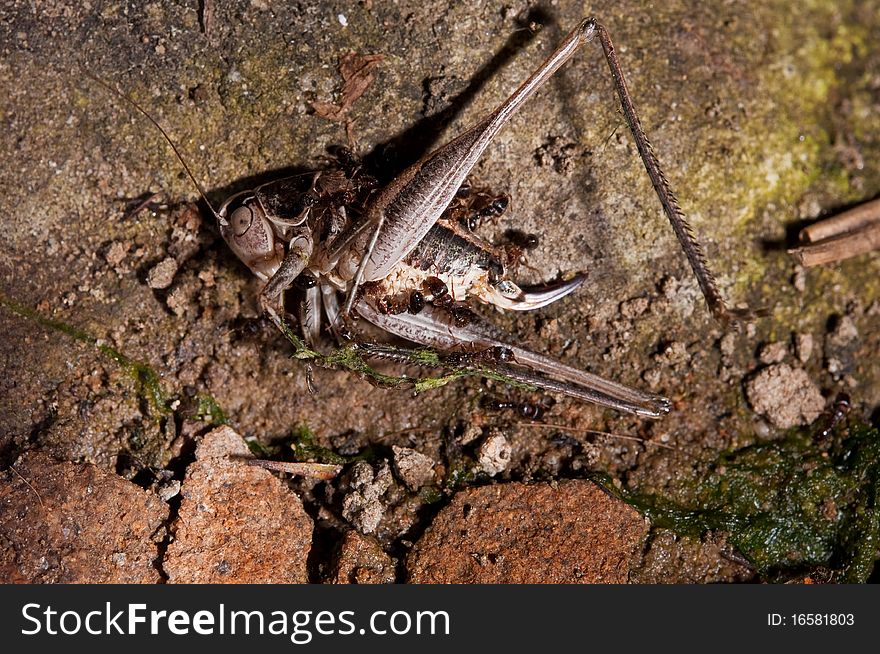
top-left (90, 17), bottom-right (750, 418)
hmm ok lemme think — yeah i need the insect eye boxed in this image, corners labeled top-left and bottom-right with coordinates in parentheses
top-left (230, 205), bottom-right (254, 237)
top-left (295, 274), bottom-right (318, 289)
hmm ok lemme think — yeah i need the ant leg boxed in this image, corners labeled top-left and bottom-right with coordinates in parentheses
top-left (356, 301), bottom-right (669, 418)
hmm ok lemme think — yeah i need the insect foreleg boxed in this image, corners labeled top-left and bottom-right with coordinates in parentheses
top-left (259, 232), bottom-right (313, 312)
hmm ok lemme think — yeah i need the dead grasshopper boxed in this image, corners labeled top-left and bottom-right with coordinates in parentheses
top-left (95, 18), bottom-right (745, 418)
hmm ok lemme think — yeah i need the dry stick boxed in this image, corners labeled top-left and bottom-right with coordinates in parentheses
top-left (789, 221), bottom-right (880, 267)
top-left (799, 197), bottom-right (880, 243)
top-left (247, 459), bottom-right (343, 480)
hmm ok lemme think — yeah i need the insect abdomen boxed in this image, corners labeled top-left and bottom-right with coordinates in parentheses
top-left (405, 224), bottom-right (498, 277)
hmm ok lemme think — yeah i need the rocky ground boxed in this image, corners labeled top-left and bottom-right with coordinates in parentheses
top-left (1, 0), bottom-right (879, 583)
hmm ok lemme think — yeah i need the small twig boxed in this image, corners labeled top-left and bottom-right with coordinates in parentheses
top-left (799, 197), bottom-right (880, 243)
top-left (789, 197), bottom-right (880, 267)
top-left (789, 221), bottom-right (880, 267)
top-left (247, 459), bottom-right (342, 480)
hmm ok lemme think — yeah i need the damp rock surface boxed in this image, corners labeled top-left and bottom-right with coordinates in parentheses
top-left (163, 426), bottom-right (313, 583)
top-left (2, 0), bottom-right (880, 586)
top-left (407, 480), bottom-right (649, 583)
top-left (0, 451), bottom-right (168, 583)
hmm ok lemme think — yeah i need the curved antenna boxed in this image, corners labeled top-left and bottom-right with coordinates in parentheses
top-left (81, 68), bottom-right (224, 224)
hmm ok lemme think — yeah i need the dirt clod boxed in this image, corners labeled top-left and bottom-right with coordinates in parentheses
top-left (163, 426), bottom-right (313, 583)
top-left (146, 257), bottom-right (179, 290)
top-left (341, 461), bottom-right (394, 535)
top-left (759, 341), bottom-right (788, 364)
top-left (828, 315), bottom-right (859, 347)
top-left (477, 433), bottom-right (512, 476)
top-left (327, 530), bottom-right (396, 584)
top-left (795, 333), bottom-right (814, 363)
top-left (391, 446), bottom-right (435, 491)
top-left (407, 480), bottom-right (649, 583)
top-left (104, 241), bottom-right (128, 268)
top-left (719, 332), bottom-right (737, 357)
top-left (620, 296), bottom-right (650, 320)
top-left (745, 364), bottom-right (825, 429)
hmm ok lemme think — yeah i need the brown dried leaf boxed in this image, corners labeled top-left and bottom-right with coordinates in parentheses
top-left (312, 52), bottom-right (384, 123)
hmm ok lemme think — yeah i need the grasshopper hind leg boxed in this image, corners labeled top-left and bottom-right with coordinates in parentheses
top-left (355, 301), bottom-right (669, 418)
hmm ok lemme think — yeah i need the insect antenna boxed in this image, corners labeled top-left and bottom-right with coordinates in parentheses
top-left (81, 68), bottom-right (225, 225)
top-left (520, 421), bottom-right (681, 452)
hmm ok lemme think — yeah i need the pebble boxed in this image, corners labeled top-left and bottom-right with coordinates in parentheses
top-left (795, 333), bottom-right (813, 363)
top-left (341, 461), bottom-right (394, 535)
top-left (391, 446), bottom-right (435, 491)
top-left (477, 433), bottom-right (512, 476)
top-left (744, 363), bottom-right (824, 429)
top-left (146, 257), bottom-right (179, 289)
top-left (758, 341), bottom-right (788, 364)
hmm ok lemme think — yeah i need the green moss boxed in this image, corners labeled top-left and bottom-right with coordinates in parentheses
top-left (194, 393), bottom-right (229, 426)
top-left (0, 293), bottom-right (236, 434)
top-left (670, 1), bottom-right (876, 312)
top-left (275, 315), bottom-right (537, 397)
top-left (0, 293), bottom-right (172, 418)
top-left (596, 418), bottom-right (880, 582)
top-left (244, 437), bottom-right (273, 458)
top-left (289, 423), bottom-right (350, 465)
top-left (419, 485), bottom-right (445, 504)
top-left (413, 373), bottom-right (465, 392)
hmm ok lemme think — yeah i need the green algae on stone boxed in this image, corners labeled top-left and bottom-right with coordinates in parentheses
top-left (596, 418), bottom-right (880, 582)
top-left (194, 393), bottom-right (229, 426)
top-left (0, 293), bottom-right (235, 434)
top-left (289, 423), bottom-right (352, 465)
top-left (0, 293), bottom-right (172, 418)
